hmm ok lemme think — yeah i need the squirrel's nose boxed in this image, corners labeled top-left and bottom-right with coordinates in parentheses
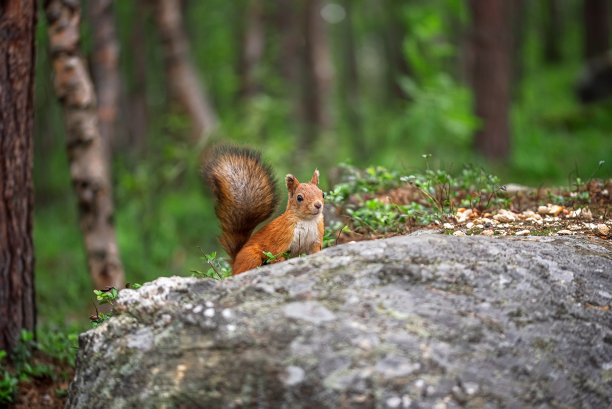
top-left (314, 201), bottom-right (322, 209)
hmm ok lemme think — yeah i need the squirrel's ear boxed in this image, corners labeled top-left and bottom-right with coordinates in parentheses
top-left (310, 169), bottom-right (319, 186)
top-left (286, 174), bottom-right (299, 195)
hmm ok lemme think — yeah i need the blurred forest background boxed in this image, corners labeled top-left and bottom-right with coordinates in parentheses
top-left (30, 0), bottom-right (611, 327)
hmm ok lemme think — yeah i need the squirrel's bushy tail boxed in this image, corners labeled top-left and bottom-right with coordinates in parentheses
top-left (203, 146), bottom-right (279, 261)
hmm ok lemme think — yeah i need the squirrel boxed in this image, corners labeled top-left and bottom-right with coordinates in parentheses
top-left (203, 146), bottom-right (324, 275)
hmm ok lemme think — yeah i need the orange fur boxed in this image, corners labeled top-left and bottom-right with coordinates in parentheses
top-left (204, 147), bottom-right (324, 275)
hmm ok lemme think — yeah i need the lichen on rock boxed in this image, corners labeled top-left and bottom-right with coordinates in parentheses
top-left (66, 233), bottom-right (612, 409)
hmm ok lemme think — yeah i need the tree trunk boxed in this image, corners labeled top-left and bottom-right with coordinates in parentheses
top-left (0, 0), bottom-right (37, 353)
top-left (382, 0), bottom-right (411, 101)
top-left (238, 0), bottom-right (265, 98)
top-left (126, 0), bottom-right (149, 154)
top-left (510, 0), bottom-right (526, 97)
top-left (275, 0), bottom-right (303, 137)
top-left (302, 0), bottom-right (334, 148)
top-left (339, 0), bottom-right (365, 159)
top-left (44, 0), bottom-right (125, 291)
top-left (584, 0), bottom-right (610, 60)
top-left (153, 0), bottom-right (218, 141)
top-left (469, 0), bottom-right (511, 160)
top-left (88, 0), bottom-right (120, 154)
top-left (543, 0), bottom-right (562, 63)
top-left (276, 0), bottom-right (300, 88)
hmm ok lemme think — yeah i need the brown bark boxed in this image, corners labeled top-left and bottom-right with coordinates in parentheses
top-left (153, 0), bottom-right (218, 141)
top-left (88, 0), bottom-right (120, 153)
top-left (302, 0), bottom-right (334, 146)
top-left (510, 0), bottom-right (526, 97)
top-left (0, 0), bottom-right (37, 353)
top-left (584, 0), bottom-right (610, 60)
top-left (44, 0), bottom-right (124, 291)
top-left (469, 0), bottom-right (511, 160)
top-left (239, 0), bottom-right (265, 98)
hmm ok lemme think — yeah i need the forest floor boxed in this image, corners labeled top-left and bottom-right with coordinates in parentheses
top-left (6, 351), bottom-right (73, 409)
top-left (6, 177), bottom-right (611, 408)
top-left (331, 178), bottom-right (611, 245)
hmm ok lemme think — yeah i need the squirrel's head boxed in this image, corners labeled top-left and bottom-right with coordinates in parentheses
top-left (285, 170), bottom-right (324, 218)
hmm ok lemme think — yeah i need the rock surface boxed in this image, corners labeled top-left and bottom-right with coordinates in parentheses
top-left (66, 233), bottom-right (612, 409)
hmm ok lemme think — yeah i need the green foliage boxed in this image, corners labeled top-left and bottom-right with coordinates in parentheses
top-left (326, 165), bottom-right (403, 204)
top-left (93, 287), bottom-right (118, 305)
top-left (32, 0), bottom-right (612, 333)
top-left (0, 370), bottom-right (18, 404)
top-left (0, 326), bottom-right (79, 404)
top-left (263, 251), bottom-right (291, 264)
top-left (323, 221), bottom-right (350, 248)
top-left (90, 288), bottom-right (120, 328)
top-left (191, 251), bottom-right (231, 279)
top-left (347, 199), bottom-right (434, 233)
top-left (37, 327), bottom-right (79, 368)
top-left (329, 161), bottom-right (512, 237)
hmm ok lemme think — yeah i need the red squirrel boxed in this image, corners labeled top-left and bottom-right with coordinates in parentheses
top-left (204, 146), bottom-right (324, 275)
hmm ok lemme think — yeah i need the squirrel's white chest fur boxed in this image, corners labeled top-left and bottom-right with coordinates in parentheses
top-left (289, 215), bottom-right (321, 256)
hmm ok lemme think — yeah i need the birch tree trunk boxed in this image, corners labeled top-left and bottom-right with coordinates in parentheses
top-left (153, 0), bottom-right (218, 142)
top-left (44, 0), bottom-right (124, 291)
top-left (88, 0), bottom-right (120, 154)
top-left (0, 0), bottom-right (37, 353)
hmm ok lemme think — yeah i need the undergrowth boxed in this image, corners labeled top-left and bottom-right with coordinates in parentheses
top-left (323, 159), bottom-right (608, 245)
top-left (0, 327), bottom-right (79, 404)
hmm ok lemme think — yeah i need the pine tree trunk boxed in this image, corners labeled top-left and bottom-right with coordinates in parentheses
top-left (469, 0), bottom-right (511, 160)
top-left (584, 0), bottom-right (610, 60)
top-left (153, 0), bottom-right (218, 141)
top-left (0, 0), bottom-right (37, 353)
top-left (44, 0), bottom-right (125, 291)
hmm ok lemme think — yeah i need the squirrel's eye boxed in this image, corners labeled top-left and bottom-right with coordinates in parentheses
top-left (322, 192), bottom-right (326, 198)
top-left (297, 195), bottom-right (304, 202)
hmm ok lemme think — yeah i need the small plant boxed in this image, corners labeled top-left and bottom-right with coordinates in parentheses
top-left (325, 164), bottom-right (404, 204)
top-left (0, 349), bottom-right (18, 404)
top-left (93, 287), bottom-right (118, 306)
top-left (191, 251), bottom-right (231, 279)
top-left (347, 199), bottom-right (407, 233)
top-left (326, 161), bottom-right (512, 240)
top-left (90, 287), bottom-right (119, 328)
top-left (323, 221), bottom-right (350, 247)
top-left (90, 284), bottom-right (141, 327)
top-left (263, 250), bottom-right (291, 264)
top-left (0, 369), bottom-right (18, 404)
top-left (0, 326), bottom-right (79, 404)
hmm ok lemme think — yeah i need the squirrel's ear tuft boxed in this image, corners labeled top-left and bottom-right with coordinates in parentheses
top-left (310, 169), bottom-right (320, 186)
top-left (286, 174), bottom-right (299, 195)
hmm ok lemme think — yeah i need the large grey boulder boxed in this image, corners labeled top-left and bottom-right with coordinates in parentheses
top-left (66, 233), bottom-right (612, 409)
